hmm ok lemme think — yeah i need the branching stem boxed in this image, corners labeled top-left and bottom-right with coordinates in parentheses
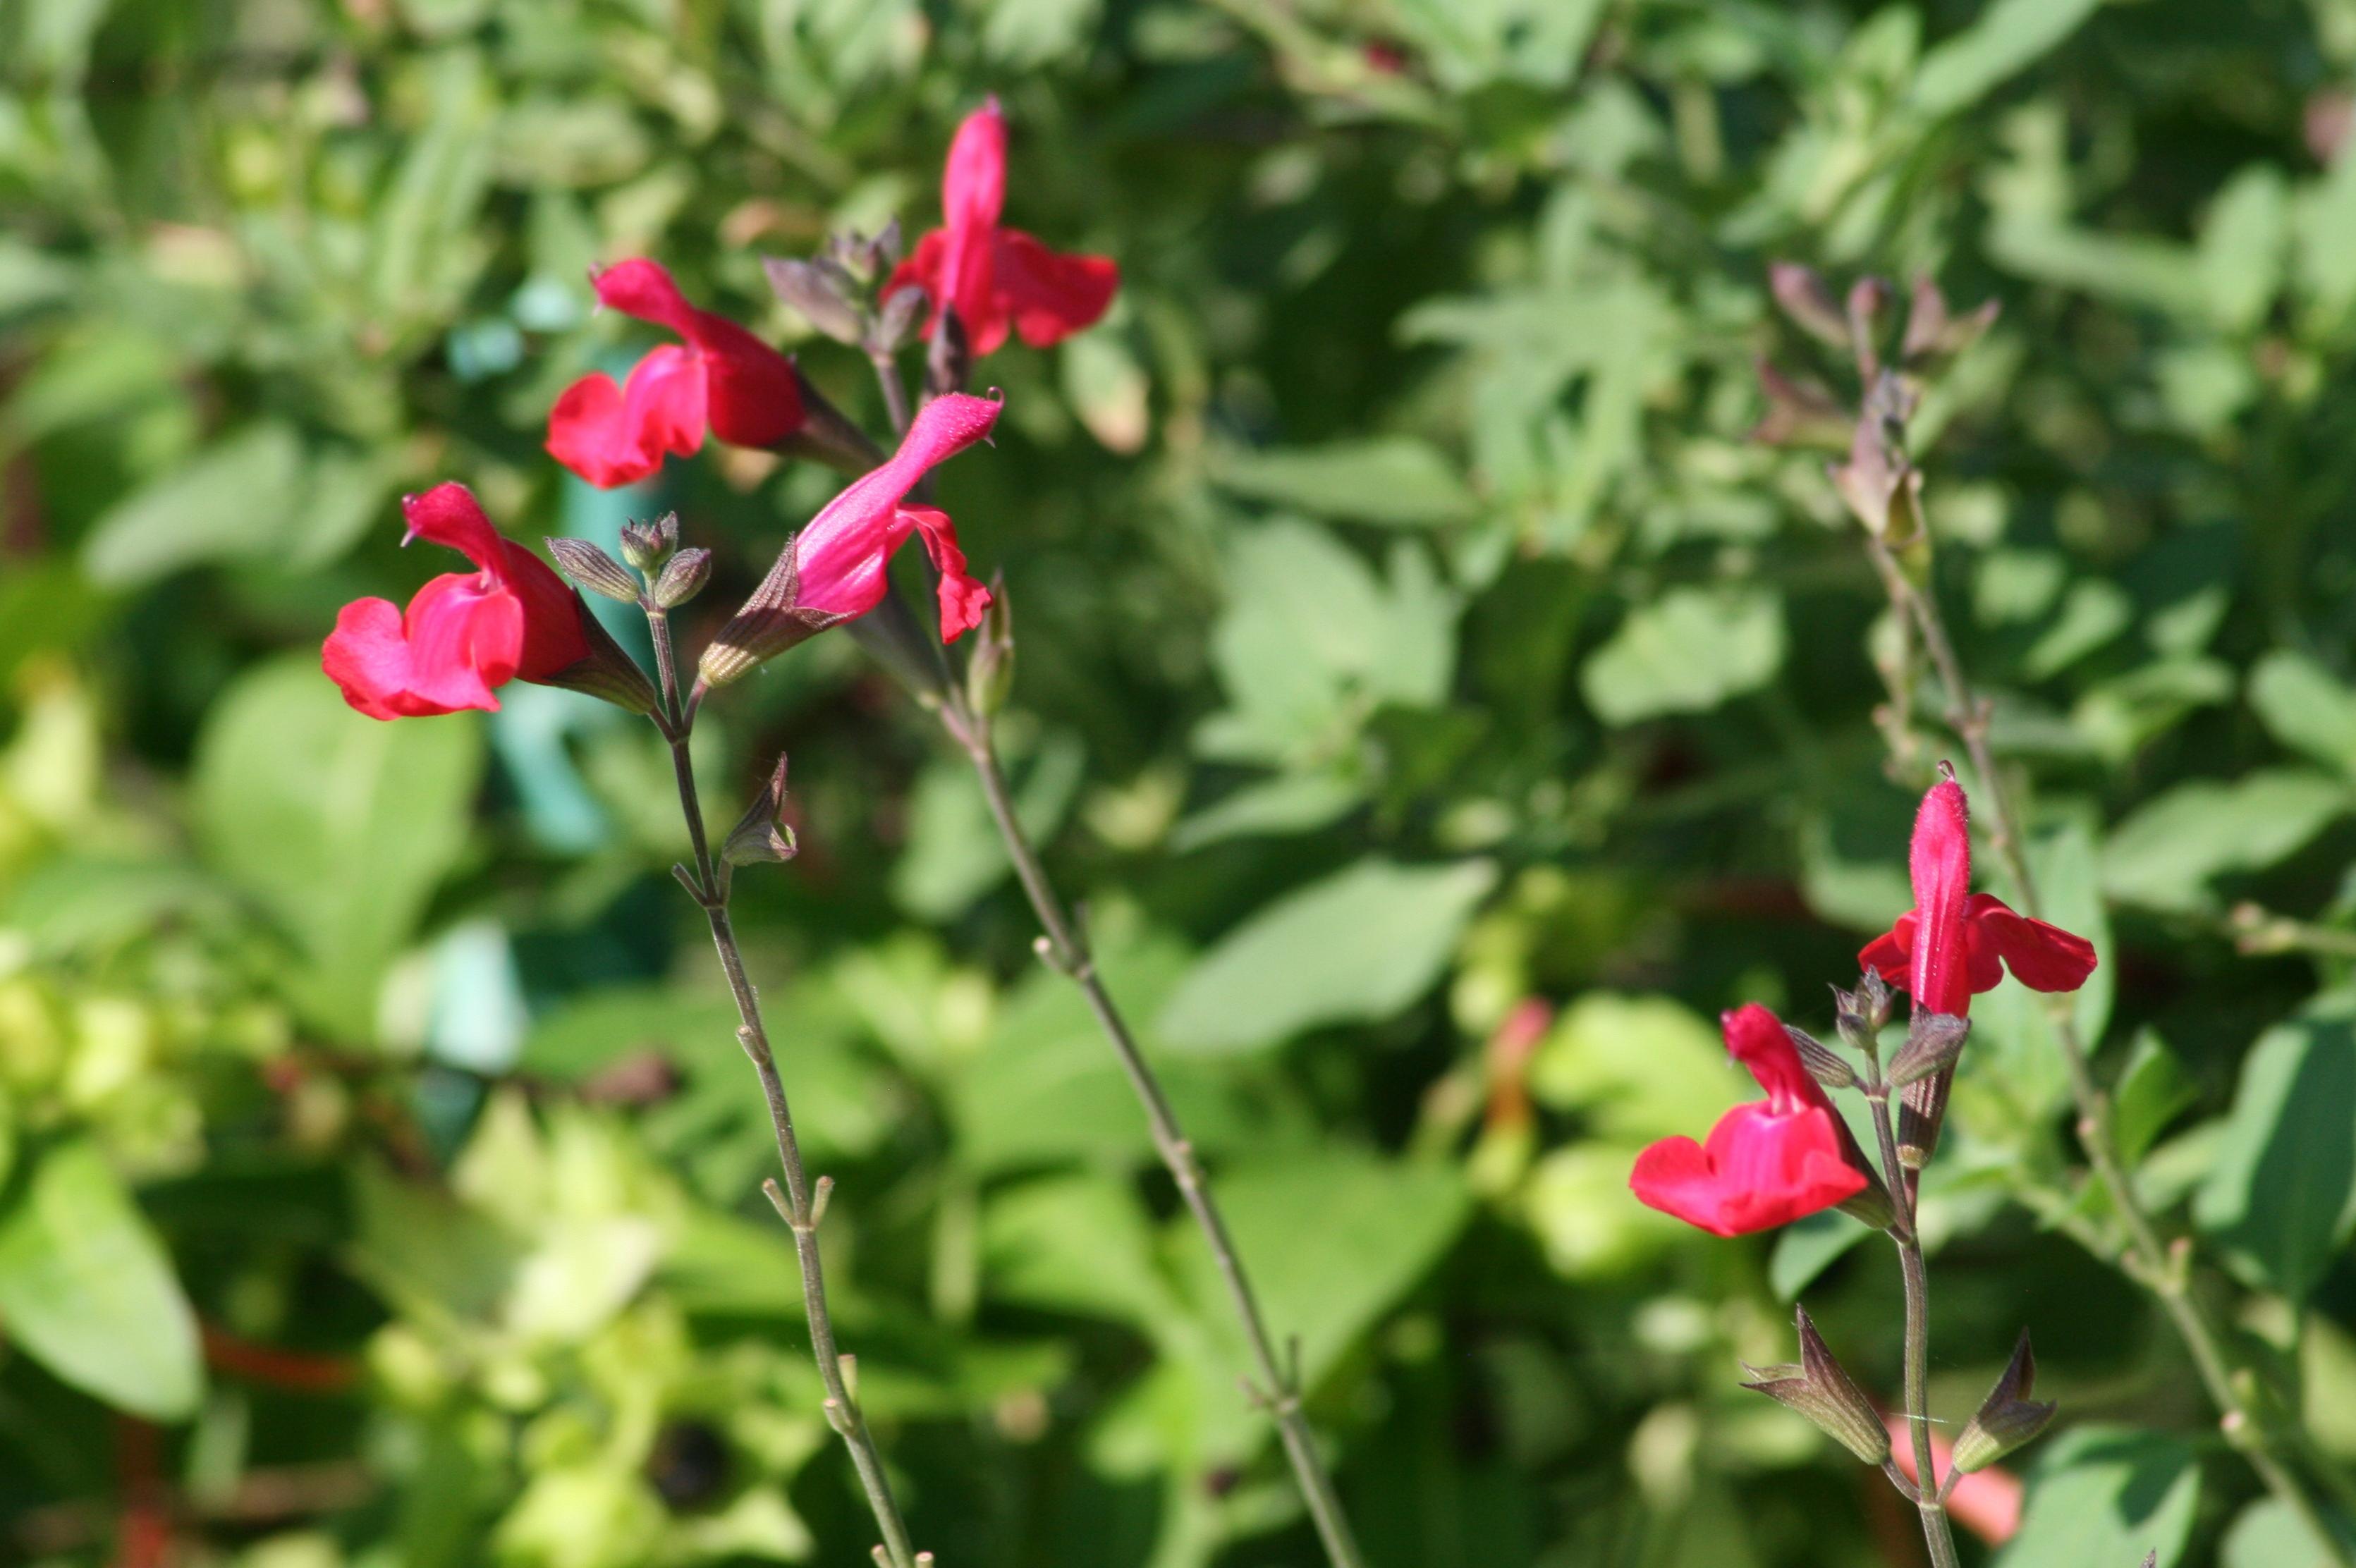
top-left (1864, 534), bottom-right (2352, 1560)
top-left (646, 602), bottom-right (922, 1568)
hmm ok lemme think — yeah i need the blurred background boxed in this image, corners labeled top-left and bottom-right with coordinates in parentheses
top-left (8, 0), bottom-right (2356, 1564)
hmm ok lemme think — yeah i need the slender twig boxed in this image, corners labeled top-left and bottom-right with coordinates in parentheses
top-left (940, 693), bottom-right (1369, 1568)
top-left (645, 601), bottom-right (923, 1568)
top-left (862, 312), bottom-right (1368, 1568)
top-left (1864, 1065), bottom-right (1962, 1568)
top-left (1864, 534), bottom-right (2355, 1559)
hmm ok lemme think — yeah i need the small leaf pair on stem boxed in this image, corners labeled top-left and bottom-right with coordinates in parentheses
top-left (1631, 772), bottom-right (2094, 1568)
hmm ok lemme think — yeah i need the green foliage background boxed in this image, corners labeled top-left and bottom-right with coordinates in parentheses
top-left (8, 0), bottom-right (2356, 1564)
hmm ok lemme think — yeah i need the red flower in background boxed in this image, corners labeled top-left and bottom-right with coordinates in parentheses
top-left (1630, 1003), bottom-right (1872, 1237)
top-left (1858, 778), bottom-right (2097, 1016)
top-left (886, 99), bottom-right (1120, 357)
top-left (547, 259), bottom-right (805, 488)
top-left (322, 484), bottom-right (589, 720)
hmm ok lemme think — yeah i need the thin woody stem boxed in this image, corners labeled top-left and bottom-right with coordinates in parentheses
top-left (941, 693), bottom-right (1369, 1568)
top-left (1865, 534), bottom-right (2354, 1559)
top-left (1865, 1073), bottom-right (1961, 1568)
top-left (645, 603), bottom-right (923, 1568)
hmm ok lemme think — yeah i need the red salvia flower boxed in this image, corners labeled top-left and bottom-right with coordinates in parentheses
top-left (1629, 1003), bottom-right (1872, 1237)
top-left (884, 99), bottom-right (1121, 357)
top-left (547, 259), bottom-right (805, 488)
top-left (1857, 779), bottom-right (2098, 1016)
top-left (322, 484), bottom-right (591, 720)
top-left (697, 393), bottom-right (1003, 690)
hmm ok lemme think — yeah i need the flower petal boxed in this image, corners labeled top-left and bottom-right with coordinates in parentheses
top-left (401, 483), bottom-right (506, 575)
top-left (590, 258), bottom-right (700, 338)
top-left (994, 228), bottom-right (1120, 348)
top-left (1859, 917), bottom-right (1913, 982)
top-left (692, 314), bottom-right (804, 448)
top-left (900, 504), bottom-right (993, 642)
top-left (499, 542), bottom-right (593, 680)
top-left (793, 393), bottom-right (1003, 622)
top-left (322, 597), bottom-right (419, 721)
top-left (1907, 778), bottom-right (1974, 1017)
top-left (402, 572), bottom-right (524, 711)
top-left (1721, 1002), bottom-right (1819, 1114)
top-left (1969, 893), bottom-right (2098, 994)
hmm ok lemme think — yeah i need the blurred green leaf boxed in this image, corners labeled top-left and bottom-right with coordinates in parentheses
top-left (2250, 651), bottom-right (2356, 783)
top-left (1212, 439), bottom-right (1473, 528)
top-left (2222, 1498), bottom-right (2345, 1568)
top-left (891, 728), bottom-right (1085, 919)
top-left (1158, 858), bottom-right (1495, 1053)
top-left (2194, 1001), bottom-right (2356, 1299)
top-left (2101, 770), bottom-right (2349, 912)
top-left (0, 1142), bottom-right (202, 1420)
top-left (1998, 1426), bottom-right (2199, 1568)
top-left (80, 422), bottom-right (304, 587)
top-left (1908, 0), bottom-right (2104, 119)
top-left (2113, 1030), bottom-right (2197, 1168)
top-left (193, 656), bottom-right (483, 1037)
top-left (1580, 586), bottom-right (1785, 725)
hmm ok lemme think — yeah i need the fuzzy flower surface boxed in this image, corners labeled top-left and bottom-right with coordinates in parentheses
top-left (547, 259), bottom-right (805, 488)
top-left (885, 99), bottom-right (1119, 357)
top-left (1858, 779), bottom-right (2098, 1015)
top-left (1629, 1003), bottom-right (1872, 1237)
top-left (322, 484), bottom-right (589, 720)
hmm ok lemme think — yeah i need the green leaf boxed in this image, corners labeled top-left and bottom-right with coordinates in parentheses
top-left (2250, 651), bottom-right (2356, 782)
top-left (1908, 0), bottom-right (2104, 119)
top-left (2113, 1031), bottom-right (2198, 1168)
top-left (890, 728), bottom-right (1085, 920)
top-left (1168, 772), bottom-right (1362, 852)
top-left (1527, 992), bottom-right (1739, 1139)
top-left (1157, 857), bottom-right (1496, 1053)
top-left (1997, 1427), bottom-right (2199, 1568)
top-left (2199, 166), bottom-right (2291, 333)
top-left (1212, 438), bottom-right (1473, 528)
top-left (2101, 770), bottom-right (2349, 912)
top-left (193, 656), bottom-right (483, 1038)
top-left (0, 1143), bottom-right (203, 1419)
top-left (80, 422), bottom-right (305, 587)
top-left (2222, 1498), bottom-right (2349, 1568)
top-left (1580, 585), bottom-right (1786, 725)
top-left (951, 926), bottom-right (1252, 1174)
top-left (1769, 1209), bottom-right (1874, 1301)
top-left (1174, 1149), bottom-right (1469, 1390)
top-left (2194, 1003), bottom-right (2356, 1299)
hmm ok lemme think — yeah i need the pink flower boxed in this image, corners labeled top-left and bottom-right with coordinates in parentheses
top-left (884, 99), bottom-right (1120, 357)
top-left (698, 393), bottom-right (1002, 690)
top-left (1630, 1004), bottom-right (1872, 1238)
top-left (1857, 780), bottom-right (2098, 1017)
top-left (322, 484), bottom-right (590, 720)
top-left (547, 259), bottom-right (805, 488)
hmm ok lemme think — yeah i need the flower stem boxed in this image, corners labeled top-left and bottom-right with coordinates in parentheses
top-left (645, 604), bottom-right (924, 1568)
top-left (1865, 1076), bottom-right (1962, 1568)
top-left (941, 693), bottom-right (1369, 1568)
top-left (1865, 534), bottom-right (2353, 1560)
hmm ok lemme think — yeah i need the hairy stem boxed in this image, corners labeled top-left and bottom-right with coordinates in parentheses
top-left (647, 604), bottom-right (923, 1568)
top-left (942, 694), bottom-right (1369, 1568)
top-left (1867, 1079), bottom-right (1961, 1568)
top-left (1865, 534), bottom-right (2352, 1558)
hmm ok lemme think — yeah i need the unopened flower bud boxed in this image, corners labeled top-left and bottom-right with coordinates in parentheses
top-left (652, 548), bottom-right (711, 608)
top-left (1742, 1306), bottom-right (1889, 1466)
top-left (547, 537), bottom-right (640, 603)
top-left (1888, 1012), bottom-right (1970, 1089)
top-left (765, 256), bottom-right (866, 345)
top-left (875, 285), bottom-right (927, 352)
top-left (1951, 1330), bottom-right (2057, 1473)
top-left (1785, 1024), bottom-right (1857, 1091)
top-left (619, 514), bottom-right (679, 573)
top-left (964, 573), bottom-right (1013, 718)
top-left (721, 754), bottom-right (798, 869)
